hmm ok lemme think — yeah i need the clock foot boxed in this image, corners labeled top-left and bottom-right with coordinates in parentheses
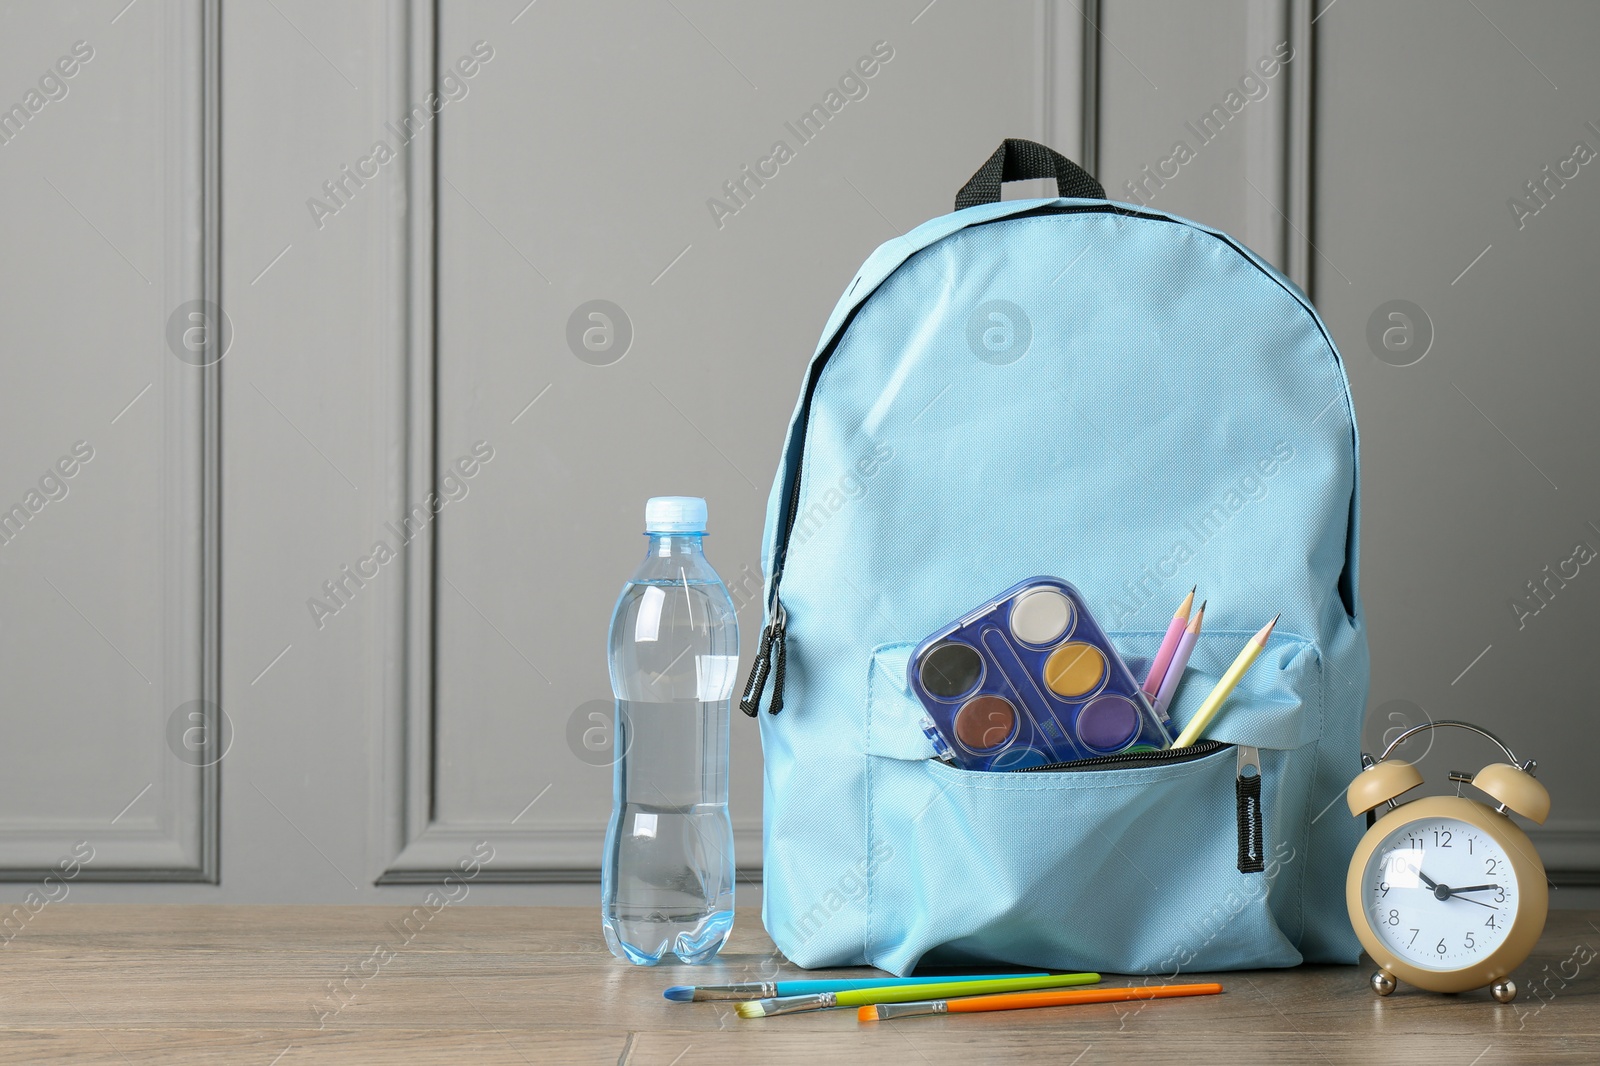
top-left (1371, 970), bottom-right (1397, 996)
top-left (1490, 978), bottom-right (1517, 1004)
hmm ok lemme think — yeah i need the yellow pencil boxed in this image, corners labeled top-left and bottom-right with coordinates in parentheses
top-left (1172, 614), bottom-right (1278, 748)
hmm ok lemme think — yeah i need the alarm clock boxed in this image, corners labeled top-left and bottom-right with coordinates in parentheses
top-left (1345, 719), bottom-right (1550, 1003)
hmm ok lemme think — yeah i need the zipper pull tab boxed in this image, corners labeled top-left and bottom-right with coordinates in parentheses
top-left (1236, 745), bottom-right (1265, 873)
top-left (738, 625), bottom-right (774, 718)
top-left (766, 604), bottom-right (787, 715)
top-left (738, 600), bottom-right (787, 716)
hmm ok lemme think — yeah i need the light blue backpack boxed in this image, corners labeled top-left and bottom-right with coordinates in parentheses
top-left (739, 140), bottom-right (1368, 975)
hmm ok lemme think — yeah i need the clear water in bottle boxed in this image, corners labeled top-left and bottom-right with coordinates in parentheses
top-left (601, 497), bottom-right (738, 965)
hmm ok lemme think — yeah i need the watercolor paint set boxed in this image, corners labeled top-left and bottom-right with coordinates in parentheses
top-left (908, 577), bottom-right (1174, 771)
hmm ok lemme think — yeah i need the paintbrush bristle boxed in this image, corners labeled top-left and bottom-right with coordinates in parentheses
top-left (734, 1001), bottom-right (767, 1019)
top-left (662, 986), bottom-right (694, 1002)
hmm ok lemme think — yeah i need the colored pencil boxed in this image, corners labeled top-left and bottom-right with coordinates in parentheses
top-left (1172, 615), bottom-right (1278, 748)
top-left (858, 982), bottom-right (1223, 1020)
top-left (734, 972), bottom-right (1100, 1018)
top-left (1142, 586), bottom-right (1195, 697)
top-left (1152, 601), bottom-right (1205, 717)
top-left (664, 973), bottom-right (1049, 1001)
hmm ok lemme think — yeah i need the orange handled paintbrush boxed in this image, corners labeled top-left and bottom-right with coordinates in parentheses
top-left (857, 982), bottom-right (1222, 1021)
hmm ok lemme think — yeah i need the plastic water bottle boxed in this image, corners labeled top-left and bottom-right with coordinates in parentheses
top-left (601, 497), bottom-right (738, 965)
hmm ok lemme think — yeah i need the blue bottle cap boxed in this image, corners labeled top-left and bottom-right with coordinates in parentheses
top-left (645, 496), bottom-right (708, 533)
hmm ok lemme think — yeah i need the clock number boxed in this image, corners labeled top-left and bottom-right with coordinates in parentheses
top-left (1465, 932), bottom-right (1475, 950)
top-left (1387, 909), bottom-right (1400, 926)
top-left (1433, 829), bottom-right (1452, 847)
top-left (1408, 929), bottom-right (1420, 947)
top-left (1407, 836), bottom-right (1423, 849)
top-left (1468, 838), bottom-right (1473, 855)
top-left (1494, 887), bottom-right (1505, 903)
top-left (1485, 858), bottom-right (1498, 874)
top-left (1485, 915), bottom-right (1496, 928)
top-left (1436, 939), bottom-right (1447, 955)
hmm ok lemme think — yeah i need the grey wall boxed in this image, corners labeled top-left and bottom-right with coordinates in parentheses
top-left (0, 0), bottom-right (1595, 907)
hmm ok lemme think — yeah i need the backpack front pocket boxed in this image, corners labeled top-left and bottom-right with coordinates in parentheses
top-left (862, 633), bottom-right (1323, 975)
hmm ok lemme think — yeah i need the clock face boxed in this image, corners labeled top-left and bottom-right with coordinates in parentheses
top-left (1361, 816), bottom-right (1519, 971)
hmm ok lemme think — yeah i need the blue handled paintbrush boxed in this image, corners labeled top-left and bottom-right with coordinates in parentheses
top-left (664, 973), bottom-right (1050, 1002)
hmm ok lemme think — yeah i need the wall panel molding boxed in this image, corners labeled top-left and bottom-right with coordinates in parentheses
top-left (1079, 0), bottom-right (1101, 175)
top-left (1284, 0), bottom-right (1315, 292)
top-left (375, 0), bottom-right (1095, 885)
top-left (373, 0), bottom-right (660, 884)
top-left (1037, 0), bottom-right (1093, 175)
top-left (381, 820), bottom-right (766, 885)
top-left (0, 0), bottom-right (220, 883)
top-left (376, 0), bottom-right (442, 882)
top-left (1533, 825), bottom-right (1600, 887)
top-left (194, 0), bottom-right (223, 888)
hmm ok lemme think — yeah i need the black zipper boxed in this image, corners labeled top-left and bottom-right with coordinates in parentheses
top-left (739, 292), bottom-right (866, 716)
top-left (1010, 739), bottom-right (1229, 773)
top-left (1020, 739), bottom-right (1267, 874)
top-left (739, 201), bottom-right (1340, 716)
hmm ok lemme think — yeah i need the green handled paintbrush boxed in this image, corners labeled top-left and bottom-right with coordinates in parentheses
top-left (734, 971), bottom-right (1100, 1018)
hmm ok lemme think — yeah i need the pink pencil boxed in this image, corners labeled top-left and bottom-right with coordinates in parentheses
top-left (1142, 587), bottom-right (1195, 698)
top-left (1153, 601), bottom-right (1204, 716)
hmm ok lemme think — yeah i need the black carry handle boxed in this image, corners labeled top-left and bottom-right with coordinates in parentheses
top-left (955, 138), bottom-right (1104, 210)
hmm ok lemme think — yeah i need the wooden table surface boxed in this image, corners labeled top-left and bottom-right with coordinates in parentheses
top-left (0, 905), bottom-right (1596, 1064)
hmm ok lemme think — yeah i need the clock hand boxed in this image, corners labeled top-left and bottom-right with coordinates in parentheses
top-left (1449, 884), bottom-right (1502, 893)
top-left (1409, 865), bottom-right (1440, 891)
top-left (1446, 893), bottom-right (1498, 911)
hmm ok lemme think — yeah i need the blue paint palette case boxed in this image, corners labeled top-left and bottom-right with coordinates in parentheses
top-left (908, 577), bottom-right (1174, 771)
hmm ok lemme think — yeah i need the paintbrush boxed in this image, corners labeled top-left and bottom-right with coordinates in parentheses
top-left (664, 973), bottom-right (1049, 1002)
top-left (858, 981), bottom-right (1223, 1020)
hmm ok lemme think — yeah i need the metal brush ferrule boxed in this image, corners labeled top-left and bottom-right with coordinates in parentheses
top-left (873, 1001), bottom-right (948, 1020)
top-left (695, 983), bottom-right (775, 1000)
top-left (753, 992), bottom-right (835, 1017)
